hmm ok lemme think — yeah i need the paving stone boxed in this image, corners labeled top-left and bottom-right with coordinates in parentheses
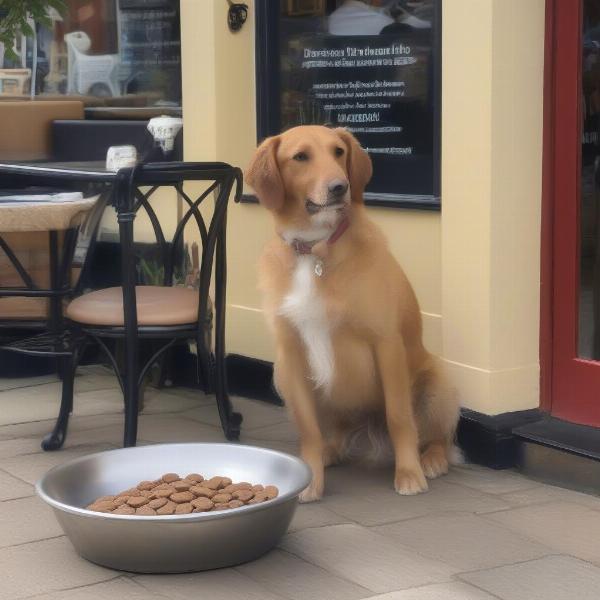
top-left (484, 501), bottom-right (600, 565)
top-left (281, 524), bottom-right (456, 593)
top-left (375, 513), bottom-right (551, 571)
top-left (27, 577), bottom-right (167, 600)
top-left (0, 468), bottom-right (33, 501)
top-left (236, 548), bottom-right (370, 600)
top-left (364, 582), bottom-right (500, 599)
top-left (460, 555), bottom-right (600, 600)
top-left (0, 495), bottom-right (63, 548)
top-left (134, 568), bottom-right (287, 600)
top-left (0, 537), bottom-right (115, 600)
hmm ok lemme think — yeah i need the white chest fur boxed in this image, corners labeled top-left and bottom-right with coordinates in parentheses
top-left (278, 255), bottom-right (334, 392)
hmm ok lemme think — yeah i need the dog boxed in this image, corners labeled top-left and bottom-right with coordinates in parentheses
top-left (246, 125), bottom-right (459, 502)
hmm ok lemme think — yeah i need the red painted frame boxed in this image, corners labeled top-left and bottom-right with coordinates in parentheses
top-left (543, 0), bottom-right (600, 425)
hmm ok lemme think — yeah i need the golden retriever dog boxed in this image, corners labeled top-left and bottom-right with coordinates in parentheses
top-left (246, 125), bottom-right (459, 502)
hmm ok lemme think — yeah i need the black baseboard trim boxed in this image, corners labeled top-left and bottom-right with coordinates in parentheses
top-left (457, 408), bottom-right (543, 469)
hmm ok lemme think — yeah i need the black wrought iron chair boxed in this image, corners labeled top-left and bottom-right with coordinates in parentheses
top-left (37, 162), bottom-right (244, 450)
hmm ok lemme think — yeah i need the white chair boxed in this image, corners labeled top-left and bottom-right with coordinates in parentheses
top-left (64, 31), bottom-right (120, 97)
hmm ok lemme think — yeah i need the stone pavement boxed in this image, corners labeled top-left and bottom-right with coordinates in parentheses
top-left (1, 366), bottom-right (599, 600)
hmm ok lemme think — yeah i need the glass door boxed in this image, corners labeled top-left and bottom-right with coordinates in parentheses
top-left (549, 0), bottom-right (600, 425)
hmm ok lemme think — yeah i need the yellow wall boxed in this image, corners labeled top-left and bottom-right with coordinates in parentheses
top-left (180, 0), bottom-right (545, 415)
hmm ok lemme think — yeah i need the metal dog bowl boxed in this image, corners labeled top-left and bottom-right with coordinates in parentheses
top-left (36, 443), bottom-right (311, 573)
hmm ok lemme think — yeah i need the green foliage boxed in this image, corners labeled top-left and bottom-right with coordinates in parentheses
top-left (0, 0), bottom-right (67, 60)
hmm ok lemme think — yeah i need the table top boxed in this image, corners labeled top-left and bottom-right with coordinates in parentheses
top-left (0, 160), bottom-right (242, 186)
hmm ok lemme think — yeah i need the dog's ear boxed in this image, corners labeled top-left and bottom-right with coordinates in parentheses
top-left (335, 128), bottom-right (372, 203)
top-left (245, 135), bottom-right (284, 211)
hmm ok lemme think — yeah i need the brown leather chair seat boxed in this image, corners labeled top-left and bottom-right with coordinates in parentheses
top-left (65, 285), bottom-right (200, 326)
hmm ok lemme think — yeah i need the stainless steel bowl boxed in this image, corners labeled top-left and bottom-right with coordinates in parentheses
top-left (36, 443), bottom-right (311, 573)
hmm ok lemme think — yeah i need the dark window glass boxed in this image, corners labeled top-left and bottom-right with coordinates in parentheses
top-left (256, 0), bottom-right (440, 208)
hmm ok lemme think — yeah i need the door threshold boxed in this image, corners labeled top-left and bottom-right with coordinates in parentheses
top-left (513, 417), bottom-right (600, 496)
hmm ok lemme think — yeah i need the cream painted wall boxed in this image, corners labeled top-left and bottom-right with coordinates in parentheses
top-left (180, 0), bottom-right (545, 415)
top-left (441, 0), bottom-right (545, 413)
top-left (180, 0), bottom-right (442, 362)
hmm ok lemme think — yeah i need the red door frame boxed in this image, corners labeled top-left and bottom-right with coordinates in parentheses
top-left (541, 0), bottom-right (600, 426)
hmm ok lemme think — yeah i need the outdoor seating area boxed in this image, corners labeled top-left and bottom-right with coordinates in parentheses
top-left (3, 1), bottom-right (600, 598)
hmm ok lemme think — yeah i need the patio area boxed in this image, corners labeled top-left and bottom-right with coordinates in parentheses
top-left (2, 366), bottom-right (600, 600)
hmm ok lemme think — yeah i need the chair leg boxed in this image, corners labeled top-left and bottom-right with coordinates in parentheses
top-left (213, 352), bottom-right (242, 441)
top-left (123, 344), bottom-right (140, 448)
top-left (41, 350), bottom-right (79, 451)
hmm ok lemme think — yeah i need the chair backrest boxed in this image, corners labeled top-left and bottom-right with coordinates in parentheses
top-left (115, 163), bottom-right (243, 333)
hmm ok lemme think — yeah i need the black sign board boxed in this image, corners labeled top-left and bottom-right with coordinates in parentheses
top-left (254, 1), bottom-right (440, 210)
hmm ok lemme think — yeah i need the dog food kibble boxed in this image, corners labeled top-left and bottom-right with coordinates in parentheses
top-left (126, 496), bottom-right (149, 508)
top-left (86, 474), bottom-right (279, 516)
top-left (148, 497), bottom-right (168, 509)
top-left (171, 491), bottom-right (195, 504)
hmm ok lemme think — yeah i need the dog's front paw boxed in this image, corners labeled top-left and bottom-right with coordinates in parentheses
top-left (395, 466), bottom-right (428, 495)
top-left (421, 444), bottom-right (449, 479)
top-left (299, 483), bottom-right (323, 503)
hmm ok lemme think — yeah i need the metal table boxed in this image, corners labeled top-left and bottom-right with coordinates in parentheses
top-left (0, 160), bottom-right (244, 445)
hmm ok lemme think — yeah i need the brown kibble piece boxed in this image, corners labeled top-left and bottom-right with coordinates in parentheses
top-left (248, 493), bottom-right (268, 504)
top-left (96, 495), bottom-right (115, 502)
top-left (220, 477), bottom-right (232, 488)
top-left (87, 500), bottom-right (115, 513)
top-left (172, 481), bottom-right (191, 492)
top-left (152, 486), bottom-right (175, 498)
top-left (162, 473), bottom-right (180, 483)
top-left (171, 491), bottom-right (195, 504)
top-left (148, 497), bottom-right (168, 509)
top-left (113, 504), bottom-right (135, 515)
top-left (190, 485), bottom-right (216, 498)
top-left (204, 476), bottom-right (225, 490)
top-left (228, 499), bottom-right (244, 508)
top-left (120, 488), bottom-right (142, 497)
top-left (191, 497), bottom-right (213, 511)
top-left (223, 482), bottom-right (252, 494)
top-left (185, 473), bottom-right (204, 483)
top-left (252, 484), bottom-right (264, 492)
top-left (233, 489), bottom-right (254, 502)
top-left (263, 485), bottom-right (279, 499)
top-left (136, 506), bottom-right (156, 515)
top-left (139, 490), bottom-right (153, 498)
top-left (212, 503), bottom-right (230, 511)
top-left (127, 496), bottom-right (149, 508)
top-left (137, 480), bottom-right (155, 491)
top-left (156, 501), bottom-right (176, 515)
top-left (175, 502), bottom-right (193, 514)
top-left (212, 493), bottom-right (232, 504)
top-left (113, 496), bottom-right (129, 506)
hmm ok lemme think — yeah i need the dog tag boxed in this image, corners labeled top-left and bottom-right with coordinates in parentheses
top-left (314, 259), bottom-right (324, 277)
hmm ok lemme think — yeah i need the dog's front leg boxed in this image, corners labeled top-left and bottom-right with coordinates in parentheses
top-left (274, 321), bottom-right (325, 503)
top-left (375, 336), bottom-right (428, 495)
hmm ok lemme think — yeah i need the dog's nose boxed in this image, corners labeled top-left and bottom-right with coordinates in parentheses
top-left (328, 180), bottom-right (349, 198)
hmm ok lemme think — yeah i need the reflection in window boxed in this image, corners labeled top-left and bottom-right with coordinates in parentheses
top-left (0, 0), bottom-right (181, 109)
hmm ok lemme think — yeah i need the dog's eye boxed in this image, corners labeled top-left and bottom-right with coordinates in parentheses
top-left (293, 151), bottom-right (309, 162)
top-left (334, 147), bottom-right (344, 157)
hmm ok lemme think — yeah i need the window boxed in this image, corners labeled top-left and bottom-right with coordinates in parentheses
top-left (0, 0), bottom-right (181, 113)
top-left (255, 0), bottom-right (441, 209)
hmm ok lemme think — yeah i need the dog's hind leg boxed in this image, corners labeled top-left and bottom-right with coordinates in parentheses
top-left (414, 357), bottom-right (461, 479)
